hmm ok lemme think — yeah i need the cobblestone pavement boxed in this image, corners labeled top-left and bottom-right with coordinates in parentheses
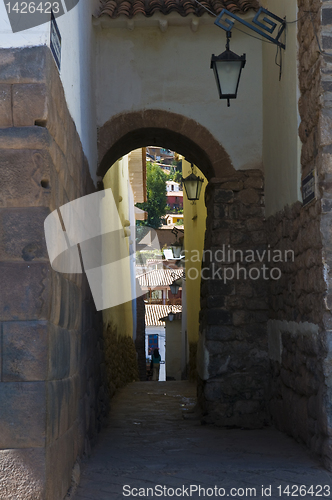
top-left (75, 381), bottom-right (332, 500)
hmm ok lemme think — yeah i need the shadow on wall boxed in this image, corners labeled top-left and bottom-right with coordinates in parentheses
top-left (103, 321), bottom-right (139, 398)
top-left (188, 342), bottom-right (198, 382)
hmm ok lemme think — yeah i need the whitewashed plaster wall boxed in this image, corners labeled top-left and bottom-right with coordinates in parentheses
top-left (0, 1), bottom-right (50, 46)
top-left (0, 0), bottom-right (100, 183)
top-left (262, 0), bottom-right (301, 216)
top-left (94, 13), bottom-right (263, 172)
top-left (56, 0), bottom-right (99, 181)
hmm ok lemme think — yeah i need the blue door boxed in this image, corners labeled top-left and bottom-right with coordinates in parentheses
top-left (148, 334), bottom-right (158, 353)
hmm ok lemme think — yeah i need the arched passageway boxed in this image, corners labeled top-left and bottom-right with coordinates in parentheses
top-left (98, 109), bottom-right (268, 429)
top-left (97, 110), bottom-right (235, 182)
top-left (2, 0), bottom-right (332, 490)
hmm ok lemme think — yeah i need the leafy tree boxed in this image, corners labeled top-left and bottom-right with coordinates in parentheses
top-left (171, 170), bottom-right (182, 185)
top-left (167, 164), bottom-right (182, 185)
top-left (136, 162), bottom-right (167, 229)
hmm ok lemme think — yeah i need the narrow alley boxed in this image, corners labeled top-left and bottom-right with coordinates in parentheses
top-left (75, 382), bottom-right (332, 499)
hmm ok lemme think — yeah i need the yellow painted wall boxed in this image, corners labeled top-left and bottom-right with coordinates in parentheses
top-left (102, 156), bottom-right (133, 338)
top-left (167, 214), bottom-right (183, 224)
top-left (262, 0), bottom-right (302, 216)
top-left (183, 159), bottom-right (208, 344)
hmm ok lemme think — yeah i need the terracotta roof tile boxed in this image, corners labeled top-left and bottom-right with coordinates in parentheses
top-left (159, 311), bottom-right (182, 321)
top-left (145, 304), bottom-right (182, 325)
top-left (137, 267), bottom-right (183, 288)
top-left (98, 0), bottom-right (260, 19)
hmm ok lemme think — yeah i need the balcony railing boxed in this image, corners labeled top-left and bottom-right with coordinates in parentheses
top-left (144, 298), bottom-right (182, 305)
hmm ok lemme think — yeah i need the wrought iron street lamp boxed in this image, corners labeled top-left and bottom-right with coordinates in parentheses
top-left (212, 7), bottom-right (286, 105)
top-left (211, 32), bottom-right (246, 107)
top-left (169, 273), bottom-right (182, 295)
top-left (170, 241), bottom-right (183, 259)
top-left (163, 227), bottom-right (185, 260)
top-left (168, 306), bottom-right (175, 322)
top-left (182, 164), bottom-right (204, 201)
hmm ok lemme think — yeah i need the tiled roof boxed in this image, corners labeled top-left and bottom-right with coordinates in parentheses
top-left (159, 225), bottom-right (184, 230)
top-left (98, 0), bottom-right (260, 19)
top-left (137, 267), bottom-right (183, 288)
top-left (145, 304), bottom-right (182, 325)
top-left (159, 311), bottom-right (182, 321)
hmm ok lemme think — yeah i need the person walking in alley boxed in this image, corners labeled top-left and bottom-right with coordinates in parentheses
top-left (152, 348), bottom-right (161, 381)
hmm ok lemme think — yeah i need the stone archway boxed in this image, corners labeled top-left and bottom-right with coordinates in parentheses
top-left (97, 110), bottom-right (235, 182)
top-left (97, 109), bottom-right (269, 429)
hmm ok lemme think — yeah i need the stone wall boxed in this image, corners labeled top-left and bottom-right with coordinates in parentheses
top-left (267, 200), bottom-right (326, 457)
top-left (267, 0), bottom-right (332, 470)
top-left (0, 46), bottom-right (108, 499)
top-left (197, 170), bottom-right (269, 428)
top-left (103, 322), bottom-right (140, 398)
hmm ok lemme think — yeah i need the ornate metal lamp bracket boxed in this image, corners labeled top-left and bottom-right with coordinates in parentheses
top-left (214, 7), bottom-right (286, 50)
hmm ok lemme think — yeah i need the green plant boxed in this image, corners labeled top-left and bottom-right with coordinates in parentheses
top-left (135, 163), bottom-right (167, 229)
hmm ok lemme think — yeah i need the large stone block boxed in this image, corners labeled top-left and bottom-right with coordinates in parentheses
top-left (69, 330), bottom-right (80, 378)
top-left (0, 381), bottom-right (46, 448)
top-left (53, 116), bottom-right (68, 156)
top-left (48, 69), bottom-right (69, 126)
top-left (0, 126), bottom-right (50, 150)
top-left (13, 83), bottom-right (48, 127)
top-left (49, 161), bottom-right (67, 211)
top-left (236, 188), bottom-right (260, 206)
top-left (0, 448), bottom-right (46, 500)
top-left (234, 399), bottom-right (261, 415)
top-left (0, 47), bottom-right (49, 83)
top-left (208, 342), bottom-right (267, 375)
top-left (204, 380), bottom-right (223, 401)
top-left (0, 206), bottom-right (49, 261)
top-left (244, 176), bottom-right (264, 189)
top-left (219, 180), bottom-right (243, 191)
top-left (205, 325), bottom-right (235, 341)
top-left (48, 323), bottom-right (71, 380)
top-left (58, 277), bottom-right (70, 330)
top-left (206, 308), bottom-right (232, 325)
top-left (49, 271), bottom-right (62, 327)
top-left (323, 35), bottom-right (332, 51)
top-left (233, 310), bottom-right (250, 326)
top-left (214, 189), bottom-right (234, 204)
top-left (0, 262), bottom-right (50, 321)
top-left (0, 84), bottom-right (12, 127)
top-left (47, 376), bottom-right (79, 444)
top-left (46, 424), bottom-right (78, 500)
top-left (0, 149), bottom-right (52, 208)
top-left (206, 295), bottom-right (225, 308)
top-left (202, 279), bottom-right (234, 296)
top-left (51, 274), bottom-right (82, 330)
top-left (322, 7), bottom-right (332, 26)
top-left (2, 321), bottom-right (48, 382)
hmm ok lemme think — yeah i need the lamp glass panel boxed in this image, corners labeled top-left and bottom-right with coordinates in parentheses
top-left (196, 179), bottom-right (203, 200)
top-left (212, 64), bottom-right (221, 98)
top-left (184, 179), bottom-right (198, 200)
top-left (170, 283), bottom-right (179, 295)
top-left (172, 245), bottom-right (182, 258)
top-left (215, 60), bottom-right (242, 96)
